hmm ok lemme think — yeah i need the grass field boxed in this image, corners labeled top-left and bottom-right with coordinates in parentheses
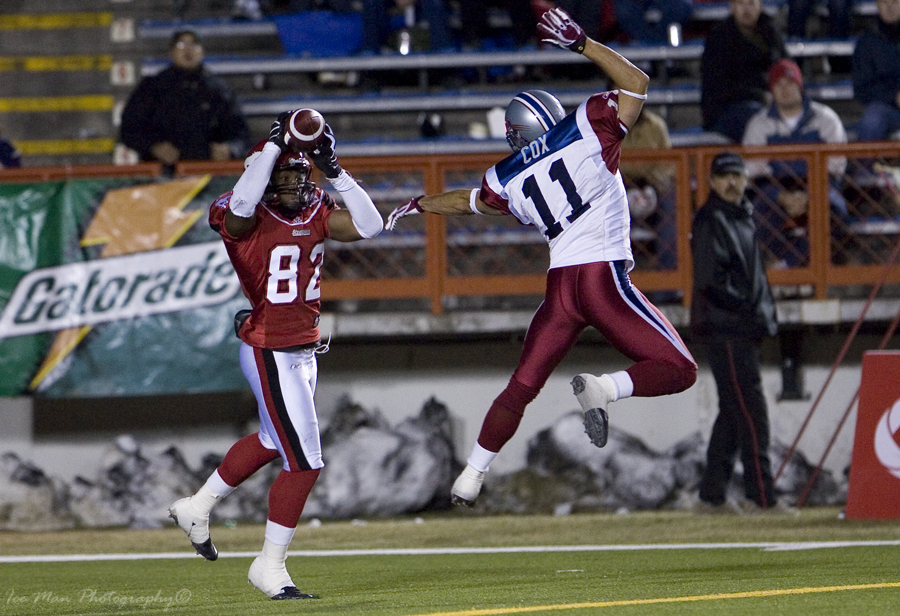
top-left (2, 507), bottom-right (899, 615)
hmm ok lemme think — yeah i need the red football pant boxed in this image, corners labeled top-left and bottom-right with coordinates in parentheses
top-left (216, 433), bottom-right (320, 528)
top-left (477, 260), bottom-right (697, 453)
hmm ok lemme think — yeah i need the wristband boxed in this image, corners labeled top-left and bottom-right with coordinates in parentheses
top-left (570, 36), bottom-right (586, 54)
top-left (468, 189), bottom-right (482, 215)
top-left (618, 88), bottom-right (648, 100)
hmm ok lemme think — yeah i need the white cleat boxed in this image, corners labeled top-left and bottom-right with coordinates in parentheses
top-left (168, 497), bottom-right (218, 561)
top-left (571, 374), bottom-right (611, 448)
top-left (248, 556), bottom-right (315, 600)
top-left (450, 464), bottom-right (485, 507)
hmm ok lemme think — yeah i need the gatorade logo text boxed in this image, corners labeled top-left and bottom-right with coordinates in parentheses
top-left (0, 242), bottom-right (240, 339)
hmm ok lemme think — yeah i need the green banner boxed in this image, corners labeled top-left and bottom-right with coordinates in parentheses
top-left (0, 175), bottom-right (251, 397)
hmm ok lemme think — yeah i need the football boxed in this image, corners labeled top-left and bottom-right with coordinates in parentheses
top-left (285, 108), bottom-right (326, 151)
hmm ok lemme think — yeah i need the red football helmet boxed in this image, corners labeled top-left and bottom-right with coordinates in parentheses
top-left (244, 140), bottom-right (317, 213)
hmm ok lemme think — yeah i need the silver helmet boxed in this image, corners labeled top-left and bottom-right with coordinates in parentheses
top-left (504, 90), bottom-right (566, 153)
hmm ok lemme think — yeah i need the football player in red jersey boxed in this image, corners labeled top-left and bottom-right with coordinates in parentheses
top-left (168, 112), bottom-right (383, 600)
top-left (387, 8), bottom-right (697, 507)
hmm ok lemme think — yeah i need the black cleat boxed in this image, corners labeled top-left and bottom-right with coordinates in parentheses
top-left (270, 586), bottom-right (316, 600)
top-left (168, 501), bottom-right (218, 561)
top-left (190, 537), bottom-right (218, 561)
top-left (583, 407), bottom-right (609, 448)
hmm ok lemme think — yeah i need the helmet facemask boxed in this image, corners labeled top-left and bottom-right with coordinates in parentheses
top-left (504, 90), bottom-right (566, 153)
top-left (505, 120), bottom-right (532, 153)
top-left (268, 153), bottom-right (317, 215)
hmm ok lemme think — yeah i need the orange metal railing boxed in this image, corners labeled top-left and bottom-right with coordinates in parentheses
top-left (3, 142), bottom-right (899, 315)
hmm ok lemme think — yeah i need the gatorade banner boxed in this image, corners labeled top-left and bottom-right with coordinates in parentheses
top-left (0, 174), bottom-right (249, 397)
top-left (845, 351), bottom-right (900, 519)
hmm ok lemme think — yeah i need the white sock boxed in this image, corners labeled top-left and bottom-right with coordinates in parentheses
top-left (261, 539), bottom-right (289, 566)
top-left (259, 529), bottom-right (296, 586)
top-left (264, 520), bottom-right (296, 548)
top-left (467, 442), bottom-right (497, 473)
top-left (604, 371), bottom-right (634, 401)
top-left (191, 471), bottom-right (233, 516)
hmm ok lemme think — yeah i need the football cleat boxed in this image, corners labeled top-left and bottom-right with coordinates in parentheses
top-left (248, 556), bottom-right (316, 600)
top-left (168, 497), bottom-right (218, 561)
top-left (582, 407), bottom-right (609, 448)
top-left (450, 464), bottom-right (485, 507)
top-left (571, 374), bottom-right (612, 448)
top-left (271, 587), bottom-right (317, 600)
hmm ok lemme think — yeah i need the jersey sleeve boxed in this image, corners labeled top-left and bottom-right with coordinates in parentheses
top-left (585, 92), bottom-right (627, 175)
top-left (318, 188), bottom-right (338, 238)
top-left (479, 170), bottom-right (512, 215)
top-left (208, 191), bottom-right (242, 239)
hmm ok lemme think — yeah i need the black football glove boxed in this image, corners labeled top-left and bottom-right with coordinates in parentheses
top-left (268, 111), bottom-right (291, 151)
top-left (309, 123), bottom-right (343, 179)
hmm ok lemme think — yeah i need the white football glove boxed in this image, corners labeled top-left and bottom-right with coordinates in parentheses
top-left (537, 7), bottom-right (587, 53)
top-left (386, 197), bottom-right (423, 231)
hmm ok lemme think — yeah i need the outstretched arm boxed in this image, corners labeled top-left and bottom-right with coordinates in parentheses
top-left (420, 189), bottom-right (501, 216)
top-left (386, 189), bottom-right (502, 230)
top-left (538, 7), bottom-right (649, 130)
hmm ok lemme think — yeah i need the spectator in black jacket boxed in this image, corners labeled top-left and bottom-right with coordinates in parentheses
top-left (120, 30), bottom-right (249, 169)
top-left (852, 0), bottom-right (900, 142)
top-left (701, 0), bottom-right (787, 143)
top-left (690, 152), bottom-right (785, 514)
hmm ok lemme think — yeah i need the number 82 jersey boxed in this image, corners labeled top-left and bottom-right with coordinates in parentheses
top-left (209, 189), bottom-right (336, 349)
top-left (480, 91), bottom-right (634, 271)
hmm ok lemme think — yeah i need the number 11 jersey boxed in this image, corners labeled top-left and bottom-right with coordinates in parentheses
top-left (480, 91), bottom-right (634, 271)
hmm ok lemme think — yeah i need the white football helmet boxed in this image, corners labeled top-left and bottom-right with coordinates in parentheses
top-left (504, 90), bottom-right (566, 153)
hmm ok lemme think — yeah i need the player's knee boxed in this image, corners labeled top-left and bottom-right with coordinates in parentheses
top-left (496, 377), bottom-right (541, 416)
top-left (674, 359), bottom-right (698, 393)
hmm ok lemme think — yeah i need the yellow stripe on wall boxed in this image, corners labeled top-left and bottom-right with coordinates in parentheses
top-left (13, 55), bottom-right (113, 71)
top-left (15, 138), bottom-right (115, 155)
top-left (0, 13), bottom-right (113, 30)
top-left (0, 95), bottom-right (114, 112)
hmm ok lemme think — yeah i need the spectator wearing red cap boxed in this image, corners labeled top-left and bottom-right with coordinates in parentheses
top-left (742, 58), bottom-right (848, 268)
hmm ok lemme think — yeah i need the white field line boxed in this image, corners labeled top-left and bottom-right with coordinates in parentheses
top-left (2, 540), bottom-right (900, 564)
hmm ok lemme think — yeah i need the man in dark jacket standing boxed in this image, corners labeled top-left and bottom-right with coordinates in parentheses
top-left (120, 29), bottom-right (249, 169)
top-left (690, 152), bottom-right (781, 513)
top-left (700, 0), bottom-right (787, 144)
top-left (852, 0), bottom-right (900, 142)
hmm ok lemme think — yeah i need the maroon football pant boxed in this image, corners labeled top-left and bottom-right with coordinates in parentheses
top-left (477, 260), bottom-right (697, 452)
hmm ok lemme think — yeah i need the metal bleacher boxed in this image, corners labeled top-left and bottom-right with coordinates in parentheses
top-left (233, 78), bottom-right (854, 119)
top-left (138, 38), bottom-right (857, 83)
top-left (134, 30), bottom-right (859, 151)
top-left (128, 0), bottom-right (877, 156)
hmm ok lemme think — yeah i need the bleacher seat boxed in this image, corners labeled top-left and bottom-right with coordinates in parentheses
top-left (132, 11), bottom-right (869, 157)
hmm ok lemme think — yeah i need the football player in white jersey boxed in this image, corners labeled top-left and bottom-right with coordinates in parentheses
top-left (168, 112), bottom-right (383, 599)
top-left (387, 7), bottom-right (697, 506)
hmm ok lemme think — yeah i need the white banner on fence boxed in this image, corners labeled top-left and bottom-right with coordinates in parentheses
top-left (0, 242), bottom-right (241, 339)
